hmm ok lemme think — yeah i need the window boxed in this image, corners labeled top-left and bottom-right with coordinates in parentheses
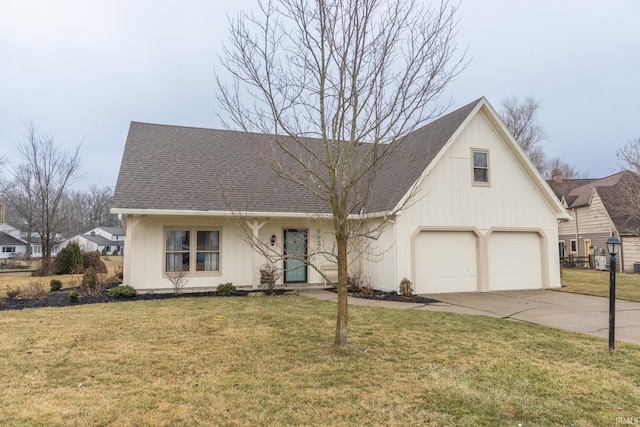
top-left (570, 239), bottom-right (577, 253)
top-left (165, 229), bottom-right (220, 274)
top-left (472, 149), bottom-right (489, 184)
top-left (2, 246), bottom-right (15, 253)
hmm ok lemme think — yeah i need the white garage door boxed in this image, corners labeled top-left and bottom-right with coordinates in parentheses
top-left (414, 231), bottom-right (478, 293)
top-left (488, 232), bottom-right (542, 291)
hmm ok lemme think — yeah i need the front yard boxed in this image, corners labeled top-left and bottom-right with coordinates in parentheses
top-left (0, 294), bottom-right (639, 426)
top-left (560, 268), bottom-right (640, 302)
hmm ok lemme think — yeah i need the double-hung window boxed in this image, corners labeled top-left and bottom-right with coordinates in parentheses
top-left (472, 149), bottom-right (490, 185)
top-left (165, 229), bottom-right (220, 273)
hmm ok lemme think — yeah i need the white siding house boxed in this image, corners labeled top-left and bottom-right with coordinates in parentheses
top-left (112, 98), bottom-right (569, 293)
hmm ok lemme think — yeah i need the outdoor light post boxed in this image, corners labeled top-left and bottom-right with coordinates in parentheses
top-left (606, 232), bottom-right (621, 350)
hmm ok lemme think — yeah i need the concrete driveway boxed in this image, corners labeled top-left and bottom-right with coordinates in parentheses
top-left (420, 290), bottom-right (640, 346)
top-left (301, 289), bottom-right (640, 345)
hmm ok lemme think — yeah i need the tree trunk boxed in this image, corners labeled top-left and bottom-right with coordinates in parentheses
top-left (334, 230), bottom-right (349, 350)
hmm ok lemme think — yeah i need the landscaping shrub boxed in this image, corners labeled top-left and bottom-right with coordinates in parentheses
top-left (347, 270), bottom-right (373, 296)
top-left (5, 286), bottom-right (21, 298)
top-left (81, 268), bottom-right (107, 296)
top-left (50, 279), bottom-right (63, 292)
top-left (21, 280), bottom-right (46, 299)
top-left (259, 263), bottom-right (280, 294)
top-left (166, 269), bottom-right (189, 295)
top-left (399, 277), bottom-right (413, 297)
top-left (55, 242), bottom-right (83, 274)
top-left (69, 291), bottom-right (79, 301)
top-left (217, 282), bottom-right (236, 295)
top-left (108, 285), bottom-right (137, 298)
top-left (82, 251), bottom-right (107, 274)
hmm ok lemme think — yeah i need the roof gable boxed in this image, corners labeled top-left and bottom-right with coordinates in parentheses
top-left (113, 97), bottom-right (568, 220)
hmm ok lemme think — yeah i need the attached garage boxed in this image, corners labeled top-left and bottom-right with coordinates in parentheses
top-left (487, 231), bottom-right (543, 291)
top-left (414, 230), bottom-right (479, 293)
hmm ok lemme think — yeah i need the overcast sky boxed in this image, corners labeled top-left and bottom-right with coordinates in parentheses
top-left (1, 0), bottom-right (638, 190)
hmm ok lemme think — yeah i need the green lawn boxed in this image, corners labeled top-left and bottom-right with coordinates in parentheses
top-left (560, 268), bottom-right (640, 302)
top-left (0, 295), bottom-right (639, 426)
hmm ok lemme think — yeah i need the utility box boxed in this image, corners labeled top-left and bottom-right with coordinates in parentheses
top-left (634, 262), bottom-right (640, 274)
top-left (595, 256), bottom-right (607, 271)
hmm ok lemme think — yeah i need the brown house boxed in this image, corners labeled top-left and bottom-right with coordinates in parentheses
top-left (548, 170), bottom-right (640, 272)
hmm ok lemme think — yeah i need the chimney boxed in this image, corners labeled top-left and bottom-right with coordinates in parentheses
top-left (91, 231), bottom-right (96, 236)
top-left (552, 169), bottom-right (563, 184)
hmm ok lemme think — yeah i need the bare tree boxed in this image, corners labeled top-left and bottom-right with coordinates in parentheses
top-left (11, 123), bottom-right (81, 274)
top-left (216, 0), bottom-right (465, 349)
top-left (544, 156), bottom-right (580, 180)
top-left (500, 96), bottom-right (548, 170)
top-left (607, 137), bottom-right (640, 235)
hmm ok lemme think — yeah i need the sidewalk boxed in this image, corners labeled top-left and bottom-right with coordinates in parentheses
top-left (299, 289), bottom-right (640, 345)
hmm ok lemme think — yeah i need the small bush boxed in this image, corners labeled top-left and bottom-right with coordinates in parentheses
top-left (21, 280), bottom-right (46, 299)
top-left (117, 269), bottom-right (124, 280)
top-left (259, 263), bottom-right (280, 294)
top-left (217, 282), bottom-right (236, 295)
top-left (69, 291), bottom-right (79, 301)
top-left (81, 268), bottom-right (108, 296)
top-left (347, 270), bottom-right (373, 296)
top-left (109, 285), bottom-right (137, 298)
top-left (399, 277), bottom-right (413, 297)
top-left (50, 279), bottom-right (63, 292)
top-left (82, 251), bottom-right (107, 274)
top-left (5, 286), bottom-right (21, 298)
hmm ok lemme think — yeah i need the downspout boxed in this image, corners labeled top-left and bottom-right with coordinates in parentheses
top-left (387, 218), bottom-right (398, 294)
top-left (574, 208), bottom-right (579, 256)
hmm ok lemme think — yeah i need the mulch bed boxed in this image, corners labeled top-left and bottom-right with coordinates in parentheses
top-left (0, 286), bottom-right (289, 311)
top-left (335, 288), bottom-right (440, 305)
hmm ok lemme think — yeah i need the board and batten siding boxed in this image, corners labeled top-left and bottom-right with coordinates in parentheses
top-left (122, 215), bottom-right (341, 291)
top-left (390, 110), bottom-right (561, 291)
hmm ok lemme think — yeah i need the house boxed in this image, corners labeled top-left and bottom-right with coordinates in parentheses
top-left (112, 97), bottom-right (569, 293)
top-left (64, 227), bottom-right (125, 255)
top-left (0, 231), bottom-right (28, 259)
top-left (0, 223), bottom-right (62, 258)
top-left (547, 170), bottom-right (640, 272)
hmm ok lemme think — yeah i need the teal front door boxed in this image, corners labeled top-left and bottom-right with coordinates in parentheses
top-left (284, 229), bottom-right (307, 283)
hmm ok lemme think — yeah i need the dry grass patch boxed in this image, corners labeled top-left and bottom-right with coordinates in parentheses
top-left (0, 256), bottom-right (123, 296)
top-left (560, 268), bottom-right (640, 302)
top-left (0, 295), bottom-right (639, 426)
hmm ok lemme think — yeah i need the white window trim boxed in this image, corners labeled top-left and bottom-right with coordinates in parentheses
top-left (163, 227), bottom-right (222, 277)
top-left (570, 239), bottom-right (577, 254)
top-left (471, 148), bottom-right (490, 187)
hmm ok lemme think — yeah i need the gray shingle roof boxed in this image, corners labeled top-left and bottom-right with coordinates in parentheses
top-left (0, 232), bottom-right (26, 246)
top-left (95, 227), bottom-right (124, 236)
top-left (113, 98), bottom-right (483, 215)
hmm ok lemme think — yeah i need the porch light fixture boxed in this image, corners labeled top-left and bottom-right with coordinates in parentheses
top-left (606, 232), bottom-right (621, 350)
top-left (270, 234), bottom-right (276, 246)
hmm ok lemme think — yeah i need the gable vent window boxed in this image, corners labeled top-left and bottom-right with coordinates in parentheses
top-left (472, 149), bottom-right (490, 185)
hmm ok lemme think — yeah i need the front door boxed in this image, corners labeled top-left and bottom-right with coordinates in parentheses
top-left (284, 229), bottom-right (307, 283)
top-left (584, 239), bottom-right (592, 268)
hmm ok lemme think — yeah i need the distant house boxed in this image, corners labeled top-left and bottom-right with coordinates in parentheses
top-left (112, 97), bottom-right (569, 294)
top-left (0, 223), bottom-right (61, 258)
top-left (64, 227), bottom-right (125, 255)
top-left (0, 231), bottom-right (27, 259)
top-left (547, 170), bottom-right (640, 272)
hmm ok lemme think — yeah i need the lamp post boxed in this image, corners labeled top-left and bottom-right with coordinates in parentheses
top-left (606, 232), bottom-right (621, 350)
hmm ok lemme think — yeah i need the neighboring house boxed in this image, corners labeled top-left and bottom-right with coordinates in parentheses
top-left (64, 227), bottom-right (125, 255)
top-left (547, 170), bottom-right (640, 272)
top-left (0, 223), bottom-right (61, 258)
top-left (112, 97), bottom-right (569, 293)
top-left (0, 231), bottom-right (27, 259)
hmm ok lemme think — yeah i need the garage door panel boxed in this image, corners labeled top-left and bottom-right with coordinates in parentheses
top-left (415, 231), bottom-right (478, 293)
top-left (488, 232), bottom-right (542, 291)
